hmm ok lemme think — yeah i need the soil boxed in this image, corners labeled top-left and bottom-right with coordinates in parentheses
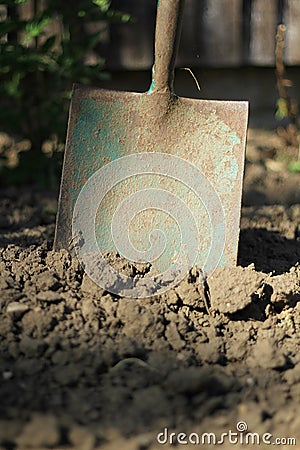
top-left (0, 129), bottom-right (299, 450)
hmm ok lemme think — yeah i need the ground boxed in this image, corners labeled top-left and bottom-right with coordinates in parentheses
top-left (0, 129), bottom-right (299, 450)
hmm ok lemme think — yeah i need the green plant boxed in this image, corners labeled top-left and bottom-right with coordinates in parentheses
top-left (0, 0), bottom-right (130, 185)
top-left (275, 24), bottom-right (300, 173)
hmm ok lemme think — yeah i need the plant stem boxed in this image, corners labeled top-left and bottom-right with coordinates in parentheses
top-left (275, 24), bottom-right (298, 123)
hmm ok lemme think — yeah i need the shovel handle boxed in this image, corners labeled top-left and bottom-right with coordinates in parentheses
top-left (150, 0), bottom-right (185, 94)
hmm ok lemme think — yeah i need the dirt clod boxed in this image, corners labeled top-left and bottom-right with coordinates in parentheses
top-left (16, 414), bottom-right (60, 448)
top-left (209, 266), bottom-right (266, 314)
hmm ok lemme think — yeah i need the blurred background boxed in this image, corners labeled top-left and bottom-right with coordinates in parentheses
top-left (0, 0), bottom-right (299, 204)
top-left (106, 0), bottom-right (300, 129)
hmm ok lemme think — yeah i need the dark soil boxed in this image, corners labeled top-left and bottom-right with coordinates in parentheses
top-left (0, 129), bottom-right (299, 450)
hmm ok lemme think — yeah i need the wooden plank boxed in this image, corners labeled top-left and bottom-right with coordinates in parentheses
top-left (107, 0), bottom-right (244, 69)
top-left (200, 0), bottom-right (243, 66)
top-left (177, 0), bottom-right (205, 66)
top-left (18, 0), bottom-right (34, 21)
top-left (103, 0), bottom-right (300, 69)
top-left (5, 0), bottom-right (300, 69)
top-left (107, 0), bottom-right (156, 70)
top-left (249, 0), bottom-right (277, 65)
top-left (177, 0), bottom-right (196, 66)
top-left (0, 5), bottom-right (8, 43)
top-left (285, 0), bottom-right (300, 64)
top-left (241, 0), bottom-right (252, 65)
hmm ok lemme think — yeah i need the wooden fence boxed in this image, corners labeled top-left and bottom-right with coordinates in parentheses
top-left (107, 0), bottom-right (300, 69)
top-left (2, 0), bottom-right (300, 69)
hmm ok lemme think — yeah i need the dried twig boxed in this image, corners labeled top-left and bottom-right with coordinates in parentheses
top-left (180, 67), bottom-right (201, 92)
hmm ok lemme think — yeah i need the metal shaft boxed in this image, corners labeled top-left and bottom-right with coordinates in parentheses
top-left (151, 0), bottom-right (185, 93)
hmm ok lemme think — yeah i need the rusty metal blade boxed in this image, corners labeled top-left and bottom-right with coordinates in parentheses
top-left (54, 86), bottom-right (248, 273)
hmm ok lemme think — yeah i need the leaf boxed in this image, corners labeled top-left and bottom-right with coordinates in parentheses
top-left (288, 160), bottom-right (300, 173)
top-left (275, 97), bottom-right (289, 120)
top-left (25, 15), bottom-right (51, 38)
top-left (92, 0), bottom-right (111, 12)
top-left (3, 72), bottom-right (21, 96)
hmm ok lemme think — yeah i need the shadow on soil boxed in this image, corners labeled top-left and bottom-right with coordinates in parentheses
top-left (238, 228), bottom-right (300, 275)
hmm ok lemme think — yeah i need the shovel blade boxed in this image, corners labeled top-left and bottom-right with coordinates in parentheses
top-left (54, 84), bottom-right (248, 281)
